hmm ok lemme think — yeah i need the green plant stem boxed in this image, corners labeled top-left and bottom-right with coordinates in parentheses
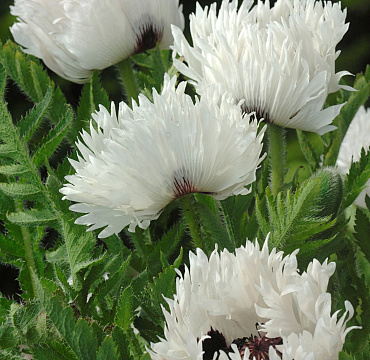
top-left (117, 58), bottom-right (139, 105)
top-left (179, 194), bottom-right (204, 250)
top-left (218, 200), bottom-right (236, 248)
top-left (21, 225), bottom-right (38, 297)
top-left (268, 123), bottom-right (286, 196)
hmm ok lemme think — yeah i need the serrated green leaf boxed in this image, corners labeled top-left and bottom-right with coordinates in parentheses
top-left (0, 183), bottom-right (41, 198)
top-left (0, 321), bottom-right (18, 349)
top-left (0, 164), bottom-right (28, 176)
top-left (255, 194), bottom-right (270, 238)
top-left (32, 105), bottom-right (73, 168)
top-left (112, 327), bottom-right (132, 360)
top-left (147, 221), bottom-right (184, 276)
top-left (296, 130), bottom-right (321, 173)
top-left (11, 301), bottom-right (47, 344)
top-left (354, 208), bottom-right (370, 259)
top-left (30, 342), bottom-right (79, 360)
top-left (92, 256), bottom-right (131, 321)
top-left (115, 286), bottom-right (133, 332)
top-left (60, 217), bottom-right (96, 289)
top-left (34, 275), bottom-right (98, 360)
top-left (96, 336), bottom-right (119, 360)
top-left (342, 149), bottom-right (370, 209)
top-left (0, 233), bottom-right (24, 258)
top-left (257, 170), bottom-right (340, 249)
top-left (0, 145), bottom-right (18, 157)
top-left (7, 209), bottom-right (58, 226)
top-left (0, 296), bottom-right (14, 323)
top-left (194, 198), bottom-right (234, 253)
top-left (18, 87), bottom-right (53, 142)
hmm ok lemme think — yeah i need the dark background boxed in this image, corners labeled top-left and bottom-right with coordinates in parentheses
top-left (0, 0), bottom-right (369, 300)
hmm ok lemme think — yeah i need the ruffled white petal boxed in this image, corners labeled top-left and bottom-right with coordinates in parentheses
top-left (148, 236), bottom-right (358, 359)
top-left (171, 0), bottom-right (350, 134)
top-left (60, 75), bottom-right (265, 237)
top-left (10, 0), bottom-right (184, 83)
top-left (336, 106), bottom-right (370, 208)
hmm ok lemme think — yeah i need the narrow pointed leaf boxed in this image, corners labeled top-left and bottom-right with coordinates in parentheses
top-left (18, 87), bottom-right (53, 142)
top-left (32, 106), bottom-right (73, 168)
top-left (7, 209), bottom-right (58, 226)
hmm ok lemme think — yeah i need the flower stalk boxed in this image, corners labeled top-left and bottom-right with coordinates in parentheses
top-left (268, 123), bottom-right (286, 196)
top-left (21, 225), bottom-right (38, 297)
top-left (179, 194), bottom-right (204, 250)
top-left (117, 58), bottom-right (139, 105)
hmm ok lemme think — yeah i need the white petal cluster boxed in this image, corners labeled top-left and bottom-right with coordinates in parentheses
top-left (336, 106), bottom-right (370, 208)
top-left (172, 0), bottom-right (350, 134)
top-left (60, 75), bottom-right (265, 238)
top-left (148, 236), bottom-right (359, 360)
top-left (10, 0), bottom-right (184, 83)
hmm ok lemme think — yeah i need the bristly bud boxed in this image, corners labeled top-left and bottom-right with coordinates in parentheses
top-left (311, 167), bottom-right (343, 219)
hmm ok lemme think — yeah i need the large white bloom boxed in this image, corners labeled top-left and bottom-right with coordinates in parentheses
top-left (172, 0), bottom-right (350, 134)
top-left (60, 75), bottom-right (265, 238)
top-left (10, 0), bottom-right (184, 83)
top-left (336, 106), bottom-right (370, 208)
top-left (149, 236), bottom-right (359, 360)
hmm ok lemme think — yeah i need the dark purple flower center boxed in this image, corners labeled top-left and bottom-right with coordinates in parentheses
top-left (134, 20), bottom-right (164, 54)
top-left (200, 328), bottom-right (283, 360)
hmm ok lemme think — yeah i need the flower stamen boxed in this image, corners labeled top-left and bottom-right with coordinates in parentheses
top-left (173, 176), bottom-right (197, 198)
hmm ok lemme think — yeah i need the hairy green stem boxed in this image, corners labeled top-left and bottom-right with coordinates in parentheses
top-left (179, 194), bottom-right (204, 250)
top-left (218, 200), bottom-right (236, 248)
top-left (117, 58), bottom-right (139, 105)
top-left (268, 123), bottom-right (286, 196)
top-left (21, 225), bottom-right (38, 297)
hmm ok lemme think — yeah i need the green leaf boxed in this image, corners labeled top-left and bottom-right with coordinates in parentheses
top-left (0, 183), bottom-right (41, 199)
top-left (7, 209), bottom-right (58, 226)
top-left (0, 63), bottom-right (6, 98)
top-left (0, 233), bottom-right (25, 258)
top-left (194, 197), bottom-right (234, 253)
top-left (34, 275), bottom-right (98, 360)
top-left (60, 217), bottom-right (96, 289)
top-left (339, 352), bottom-right (355, 360)
top-left (31, 105), bottom-right (73, 168)
top-left (296, 130), bottom-right (321, 173)
top-left (18, 86), bottom-right (53, 142)
top-left (0, 164), bottom-right (28, 176)
top-left (96, 336), bottom-right (119, 360)
top-left (30, 343), bottom-right (79, 360)
top-left (256, 169), bottom-right (340, 249)
top-left (342, 149), bottom-right (370, 209)
top-left (76, 70), bottom-right (110, 134)
top-left (115, 286), bottom-right (133, 332)
top-left (0, 321), bottom-right (18, 349)
top-left (354, 208), bottom-right (370, 259)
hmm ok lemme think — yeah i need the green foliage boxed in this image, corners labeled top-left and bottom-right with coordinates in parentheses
top-left (0, 27), bottom-right (368, 360)
top-left (256, 168), bottom-right (340, 251)
top-left (342, 149), bottom-right (370, 210)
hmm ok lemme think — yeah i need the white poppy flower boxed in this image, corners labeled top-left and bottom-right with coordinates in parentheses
top-left (10, 0), bottom-right (184, 83)
top-left (60, 75), bottom-right (266, 238)
top-left (336, 106), bottom-right (370, 208)
top-left (171, 0), bottom-right (350, 134)
top-left (148, 236), bottom-right (359, 360)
